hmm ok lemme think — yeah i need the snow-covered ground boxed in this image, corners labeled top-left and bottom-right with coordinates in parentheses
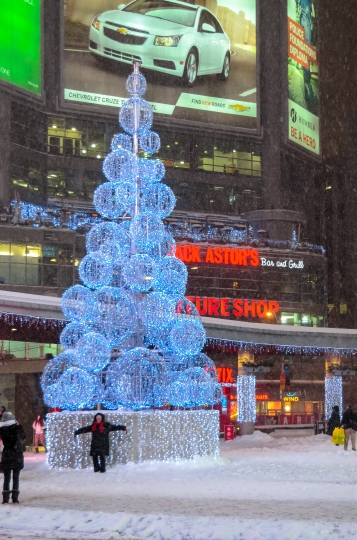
top-left (1, 429), bottom-right (357, 540)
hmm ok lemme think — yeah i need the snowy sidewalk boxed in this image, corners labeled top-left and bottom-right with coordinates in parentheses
top-left (1, 431), bottom-right (357, 540)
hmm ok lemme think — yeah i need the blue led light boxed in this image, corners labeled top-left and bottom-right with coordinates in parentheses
top-left (111, 133), bottom-right (132, 152)
top-left (141, 183), bottom-right (176, 218)
top-left (139, 130), bottom-right (161, 154)
top-left (119, 97), bottom-right (153, 135)
top-left (102, 148), bottom-right (135, 183)
top-left (78, 252), bottom-right (113, 289)
top-left (122, 254), bottom-right (157, 292)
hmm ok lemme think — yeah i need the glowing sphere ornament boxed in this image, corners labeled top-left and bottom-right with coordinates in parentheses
top-left (75, 332), bottom-right (111, 372)
top-left (141, 183), bottom-right (176, 218)
top-left (122, 254), bottom-right (156, 292)
top-left (170, 319), bottom-right (206, 357)
top-left (111, 133), bottom-right (132, 152)
top-left (126, 71), bottom-right (147, 96)
top-left (130, 211), bottom-right (165, 250)
top-left (102, 148), bottom-right (135, 183)
top-left (154, 256), bottom-right (187, 298)
top-left (140, 292), bottom-right (176, 340)
top-left (119, 97), bottom-right (153, 135)
top-left (57, 367), bottom-right (97, 409)
top-left (94, 286), bottom-right (136, 346)
top-left (106, 348), bottom-right (168, 409)
top-left (61, 285), bottom-right (93, 322)
top-left (41, 352), bottom-right (76, 389)
top-left (60, 322), bottom-right (87, 350)
top-left (139, 158), bottom-right (165, 184)
top-left (86, 222), bottom-right (122, 257)
top-left (93, 182), bottom-right (124, 219)
top-left (139, 130), bottom-right (160, 154)
top-left (79, 252), bottom-right (113, 289)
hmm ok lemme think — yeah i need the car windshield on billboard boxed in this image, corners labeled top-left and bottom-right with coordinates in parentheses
top-left (287, 0), bottom-right (319, 155)
top-left (0, 0), bottom-right (41, 95)
top-left (63, 0), bottom-right (257, 131)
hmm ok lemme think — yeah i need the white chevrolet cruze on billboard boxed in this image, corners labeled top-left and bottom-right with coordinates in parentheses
top-left (89, 0), bottom-right (231, 87)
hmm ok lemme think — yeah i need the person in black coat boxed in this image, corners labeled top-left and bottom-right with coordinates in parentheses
top-left (341, 405), bottom-right (357, 451)
top-left (74, 413), bottom-right (126, 473)
top-left (0, 412), bottom-right (26, 504)
top-left (327, 405), bottom-right (341, 436)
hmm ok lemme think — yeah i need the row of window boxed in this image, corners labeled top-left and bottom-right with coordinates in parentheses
top-left (11, 102), bottom-right (262, 177)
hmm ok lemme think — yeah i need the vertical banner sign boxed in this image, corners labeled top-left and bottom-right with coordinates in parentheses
top-left (287, 0), bottom-right (319, 154)
top-left (0, 0), bottom-right (41, 95)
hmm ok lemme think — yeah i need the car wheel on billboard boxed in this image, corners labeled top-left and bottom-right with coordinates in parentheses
top-left (182, 49), bottom-right (198, 88)
top-left (217, 52), bottom-right (230, 82)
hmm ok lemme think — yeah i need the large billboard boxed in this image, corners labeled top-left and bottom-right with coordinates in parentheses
top-left (0, 0), bottom-right (41, 95)
top-left (63, 0), bottom-right (257, 131)
top-left (287, 0), bottom-right (319, 155)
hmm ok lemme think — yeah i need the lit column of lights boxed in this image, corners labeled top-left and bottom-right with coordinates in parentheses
top-left (46, 410), bottom-right (219, 468)
top-left (325, 376), bottom-right (343, 420)
top-left (237, 375), bottom-right (256, 423)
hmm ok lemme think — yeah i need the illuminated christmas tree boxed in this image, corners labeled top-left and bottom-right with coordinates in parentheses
top-left (41, 62), bottom-right (221, 412)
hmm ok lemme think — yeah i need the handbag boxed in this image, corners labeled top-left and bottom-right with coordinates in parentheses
top-left (14, 432), bottom-right (26, 453)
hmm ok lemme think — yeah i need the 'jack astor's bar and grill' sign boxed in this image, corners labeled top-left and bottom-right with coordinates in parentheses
top-left (175, 245), bottom-right (304, 269)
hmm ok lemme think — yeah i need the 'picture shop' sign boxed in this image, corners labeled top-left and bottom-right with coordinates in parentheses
top-left (185, 296), bottom-right (280, 319)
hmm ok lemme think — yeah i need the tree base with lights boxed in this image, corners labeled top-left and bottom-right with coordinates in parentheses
top-left (46, 410), bottom-right (219, 468)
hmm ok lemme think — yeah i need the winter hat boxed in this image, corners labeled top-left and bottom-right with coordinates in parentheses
top-left (1, 412), bottom-right (16, 422)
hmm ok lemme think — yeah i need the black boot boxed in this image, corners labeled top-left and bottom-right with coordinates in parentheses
top-left (2, 491), bottom-right (11, 504)
top-left (11, 490), bottom-right (20, 504)
top-left (92, 455), bottom-right (100, 472)
top-left (99, 455), bottom-right (106, 473)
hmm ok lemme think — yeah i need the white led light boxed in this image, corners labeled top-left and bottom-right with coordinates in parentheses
top-left (325, 376), bottom-right (343, 420)
top-left (237, 375), bottom-right (256, 423)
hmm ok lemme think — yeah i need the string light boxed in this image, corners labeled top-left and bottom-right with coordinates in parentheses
top-left (141, 183), bottom-right (176, 218)
top-left (170, 319), bottom-right (206, 357)
top-left (93, 182), bottom-right (125, 218)
top-left (119, 97), bottom-right (153, 135)
top-left (237, 375), bottom-right (256, 423)
top-left (102, 148), bottom-right (135, 184)
top-left (75, 332), bottom-right (111, 372)
top-left (325, 376), bottom-right (343, 420)
top-left (105, 348), bottom-right (169, 409)
top-left (78, 252), bottom-right (113, 289)
top-left (45, 410), bottom-right (218, 469)
top-left (139, 130), bottom-right (161, 154)
top-left (122, 254), bottom-right (157, 292)
top-left (153, 255), bottom-right (187, 298)
top-left (111, 133), bottom-right (132, 152)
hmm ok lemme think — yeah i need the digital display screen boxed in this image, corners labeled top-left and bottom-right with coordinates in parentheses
top-left (0, 0), bottom-right (41, 95)
top-left (63, 0), bottom-right (257, 131)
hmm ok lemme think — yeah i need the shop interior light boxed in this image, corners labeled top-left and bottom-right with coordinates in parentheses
top-left (285, 405), bottom-right (291, 412)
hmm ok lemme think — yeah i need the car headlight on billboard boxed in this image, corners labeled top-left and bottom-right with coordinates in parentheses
top-left (154, 36), bottom-right (181, 47)
top-left (91, 17), bottom-right (101, 31)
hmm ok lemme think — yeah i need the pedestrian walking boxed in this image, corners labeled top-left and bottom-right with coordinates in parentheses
top-left (32, 415), bottom-right (46, 453)
top-left (74, 413), bottom-right (126, 473)
top-left (327, 405), bottom-right (341, 437)
top-left (0, 412), bottom-right (26, 504)
top-left (341, 405), bottom-right (357, 451)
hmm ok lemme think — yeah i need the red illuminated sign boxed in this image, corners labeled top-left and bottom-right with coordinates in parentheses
top-left (186, 296), bottom-right (280, 319)
top-left (217, 367), bottom-right (234, 384)
top-left (256, 394), bottom-right (269, 401)
top-left (175, 244), bottom-right (259, 267)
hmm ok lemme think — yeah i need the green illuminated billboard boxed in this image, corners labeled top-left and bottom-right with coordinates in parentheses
top-left (287, 0), bottom-right (319, 155)
top-left (0, 0), bottom-right (41, 95)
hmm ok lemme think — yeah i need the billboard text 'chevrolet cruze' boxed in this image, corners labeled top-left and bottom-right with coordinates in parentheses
top-left (89, 0), bottom-right (231, 87)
